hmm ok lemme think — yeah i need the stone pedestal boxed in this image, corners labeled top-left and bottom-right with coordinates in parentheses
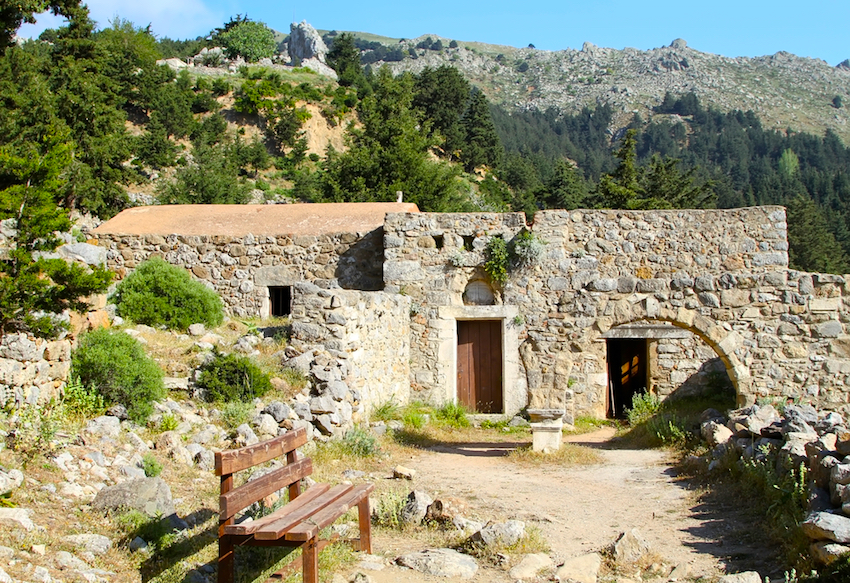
top-left (528, 409), bottom-right (565, 453)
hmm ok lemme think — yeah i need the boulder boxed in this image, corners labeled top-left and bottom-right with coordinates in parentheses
top-left (92, 477), bottom-right (175, 517)
top-left (288, 21), bottom-right (329, 63)
top-left (802, 511), bottom-right (850, 543)
top-left (63, 534), bottom-right (112, 555)
top-left (810, 541), bottom-right (850, 565)
top-left (0, 507), bottom-right (35, 531)
top-left (701, 420), bottom-right (733, 446)
top-left (396, 548), bottom-right (478, 578)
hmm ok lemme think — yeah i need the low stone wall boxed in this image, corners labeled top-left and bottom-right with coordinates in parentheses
top-left (0, 334), bottom-right (72, 406)
top-left (93, 229), bottom-right (385, 317)
top-left (288, 283), bottom-right (411, 413)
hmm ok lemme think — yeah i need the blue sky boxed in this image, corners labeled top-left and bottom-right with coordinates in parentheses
top-left (18, 0), bottom-right (849, 65)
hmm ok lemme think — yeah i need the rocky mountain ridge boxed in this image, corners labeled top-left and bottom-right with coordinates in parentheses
top-left (361, 34), bottom-right (850, 142)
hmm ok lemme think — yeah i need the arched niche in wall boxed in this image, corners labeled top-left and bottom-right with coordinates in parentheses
top-left (463, 280), bottom-right (495, 306)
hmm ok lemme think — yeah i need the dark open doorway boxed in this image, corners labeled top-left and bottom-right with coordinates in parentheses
top-left (606, 338), bottom-right (648, 418)
top-left (269, 286), bottom-right (292, 317)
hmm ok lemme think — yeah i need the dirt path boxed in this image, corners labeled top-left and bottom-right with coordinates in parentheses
top-left (344, 428), bottom-right (775, 582)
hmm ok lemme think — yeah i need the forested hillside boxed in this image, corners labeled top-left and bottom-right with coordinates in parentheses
top-left (2, 5), bottom-right (850, 276)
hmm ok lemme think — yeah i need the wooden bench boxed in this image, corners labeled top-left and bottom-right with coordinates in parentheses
top-left (215, 426), bottom-right (374, 583)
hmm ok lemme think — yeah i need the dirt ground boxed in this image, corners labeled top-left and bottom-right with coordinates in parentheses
top-left (343, 427), bottom-right (780, 582)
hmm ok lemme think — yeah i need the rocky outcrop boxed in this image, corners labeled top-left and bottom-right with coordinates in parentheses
top-left (289, 21), bottom-right (328, 63)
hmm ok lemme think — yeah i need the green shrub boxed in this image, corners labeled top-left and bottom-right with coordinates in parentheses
top-left (484, 236), bottom-right (509, 284)
top-left (158, 413), bottom-right (179, 432)
top-left (62, 376), bottom-right (106, 421)
top-left (625, 391), bottom-right (660, 425)
top-left (112, 257), bottom-right (224, 331)
top-left (372, 400), bottom-right (400, 422)
top-left (220, 401), bottom-right (255, 430)
top-left (71, 328), bottom-right (165, 423)
top-left (434, 402), bottom-right (470, 428)
top-left (141, 453), bottom-right (163, 477)
top-left (340, 427), bottom-right (379, 457)
top-left (197, 349), bottom-right (272, 403)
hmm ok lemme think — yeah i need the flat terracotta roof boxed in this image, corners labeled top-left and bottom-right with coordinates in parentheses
top-left (92, 203), bottom-right (420, 237)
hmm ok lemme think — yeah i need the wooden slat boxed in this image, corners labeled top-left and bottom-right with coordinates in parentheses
top-left (223, 483), bottom-right (331, 536)
top-left (216, 427), bottom-right (308, 476)
top-left (253, 484), bottom-right (353, 540)
top-left (220, 458), bottom-right (313, 520)
top-left (283, 484), bottom-right (374, 542)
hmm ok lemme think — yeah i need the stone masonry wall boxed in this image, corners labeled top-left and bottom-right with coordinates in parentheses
top-left (384, 207), bottom-right (850, 419)
top-left (0, 334), bottom-right (72, 406)
top-left (93, 229), bottom-right (385, 317)
top-left (288, 283), bottom-right (411, 413)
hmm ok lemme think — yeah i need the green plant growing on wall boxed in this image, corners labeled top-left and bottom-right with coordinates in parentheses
top-left (510, 229), bottom-right (545, 266)
top-left (484, 236), bottom-right (509, 284)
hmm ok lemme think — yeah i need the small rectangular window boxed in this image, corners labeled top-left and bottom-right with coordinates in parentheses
top-left (269, 286), bottom-right (292, 317)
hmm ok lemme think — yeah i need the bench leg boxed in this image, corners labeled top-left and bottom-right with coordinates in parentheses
top-left (357, 497), bottom-right (372, 554)
top-left (302, 537), bottom-right (318, 583)
top-left (218, 535), bottom-right (234, 583)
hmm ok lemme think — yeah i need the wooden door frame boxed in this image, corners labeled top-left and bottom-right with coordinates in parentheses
top-left (457, 319), bottom-right (504, 414)
top-left (435, 305), bottom-right (526, 417)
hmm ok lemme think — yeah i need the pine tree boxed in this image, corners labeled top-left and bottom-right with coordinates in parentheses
top-left (0, 130), bottom-right (111, 338)
top-left (460, 88), bottom-right (502, 173)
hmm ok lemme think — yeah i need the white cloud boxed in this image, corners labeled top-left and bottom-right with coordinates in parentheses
top-left (17, 0), bottom-right (222, 40)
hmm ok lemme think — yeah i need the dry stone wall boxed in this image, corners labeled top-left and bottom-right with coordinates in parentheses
top-left (384, 207), bottom-right (850, 419)
top-left (93, 229), bottom-right (385, 317)
top-left (0, 334), bottom-right (72, 406)
top-left (288, 283), bottom-right (411, 412)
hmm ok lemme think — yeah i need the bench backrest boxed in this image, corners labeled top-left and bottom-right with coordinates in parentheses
top-left (215, 426), bottom-right (310, 521)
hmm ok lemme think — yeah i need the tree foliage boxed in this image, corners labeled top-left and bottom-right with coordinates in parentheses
top-left (0, 131), bottom-right (111, 338)
top-left (216, 20), bottom-right (276, 62)
top-left (319, 68), bottom-right (466, 211)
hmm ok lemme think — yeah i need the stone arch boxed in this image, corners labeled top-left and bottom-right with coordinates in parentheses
top-left (595, 297), bottom-right (753, 406)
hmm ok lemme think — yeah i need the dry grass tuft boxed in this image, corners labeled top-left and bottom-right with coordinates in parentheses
top-left (507, 442), bottom-right (603, 466)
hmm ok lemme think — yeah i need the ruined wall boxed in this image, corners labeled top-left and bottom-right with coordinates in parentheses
top-left (288, 283), bottom-right (411, 413)
top-left (93, 229), bottom-right (385, 317)
top-left (0, 334), bottom-right (72, 406)
top-left (384, 207), bottom-right (850, 419)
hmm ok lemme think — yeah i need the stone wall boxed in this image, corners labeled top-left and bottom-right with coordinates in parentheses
top-left (288, 283), bottom-right (411, 413)
top-left (93, 229), bottom-right (385, 317)
top-left (0, 334), bottom-right (72, 406)
top-left (384, 206), bottom-right (850, 419)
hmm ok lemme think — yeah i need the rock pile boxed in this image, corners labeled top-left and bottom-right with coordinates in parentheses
top-left (697, 402), bottom-right (850, 564)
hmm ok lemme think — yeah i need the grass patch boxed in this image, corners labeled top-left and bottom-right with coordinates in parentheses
top-left (565, 415), bottom-right (617, 434)
top-left (433, 402), bottom-right (470, 428)
top-left (618, 389), bottom-right (736, 450)
top-left (508, 442), bottom-right (603, 466)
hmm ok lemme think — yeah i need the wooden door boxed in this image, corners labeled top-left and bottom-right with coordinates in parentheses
top-left (457, 320), bottom-right (503, 413)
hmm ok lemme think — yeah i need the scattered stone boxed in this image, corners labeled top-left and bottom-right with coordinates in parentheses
top-left (509, 553), bottom-right (554, 579)
top-left (810, 540), bottom-right (850, 564)
top-left (717, 572), bottom-right (762, 583)
top-left (400, 490), bottom-right (433, 525)
top-left (554, 552), bottom-right (602, 583)
top-left (802, 511), bottom-right (850, 543)
top-left (0, 507), bottom-right (35, 531)
top-left (0, 468), bottom-right (23, 495)
top-left (668, 562), bottom-right (690, 580)
top-left (468, 520), bottom-right (525, 548)
top-left (0, 567), bottom-right (11, 583)
top-left (64, 534), bottom-right (112, 555)
top-left (129, 537), bottom-right (149, 552)
top-left (85, 415), bottom-right (121, 438)
top-left (396, 548), bottom-right (478, 578)
top-left (393, 465), bottom-right (416, 480)
top-left (612, 528), bottom-right (651, 563)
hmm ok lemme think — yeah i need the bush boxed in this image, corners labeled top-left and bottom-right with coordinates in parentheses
top-left (71, 328), bottom-right (165, 423)
top-left (142, 453), bottom-right (163, 477)
top-left (62, 376), bottom-right (106, 421)
top-left (112, 257), bottom-right (224, 331)
top-left (196, 349), bottom-right (272, 403)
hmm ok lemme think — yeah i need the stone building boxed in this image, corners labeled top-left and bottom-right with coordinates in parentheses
top-left (92, 203), bottom-right (850, 421)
